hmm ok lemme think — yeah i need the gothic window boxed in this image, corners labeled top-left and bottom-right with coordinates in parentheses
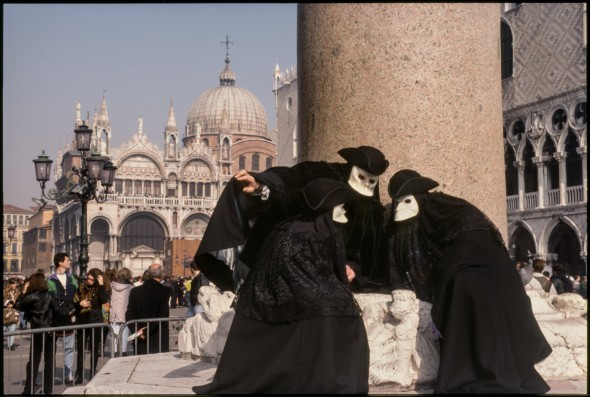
top-left (205, 183), bottom-right (211, 197)
top-left (265, 157), bottom-right (273, 170)
top-left (572, 101), bottom-right (587, 127)
top-left (134, 180), bottom-right (142, 195)
top-left (182, 182), bottom-right (188, 197)
top-left (565, 129), bottom-right (582, 186)
top-left (239, 156), bottom-right (246, 170)
top-left (252, 154), bottom-right (260, 171)
top-left (198, 182), bottom-right (205, 197)
top-left (173, 211), bottom-right (178, 228)
top-left (222, 138), bottom-right (230, 160)
top-left (501, 21), bottom-right (513, 79)
top-left (542, 138), bottom-right (559, 190)
top-left (115, 179), bottom-right (123, 194)
top-left (154, 181), bottom-right (161, 196)
top-left (523, 141), bottom-right (537, 193)
top-left (167, 135), bottom-right (176, 158)
top-left (144, 182), bottom-right (152, 196)
top-left (504, 148), bottom-right (518, 196)
top-left (551, 108), bottom-right (567, 133)
top-left (120, 215), bottom-right (165, 251)
top-left (125, 180), bottom-right (132, 195)
top-left (190, 182), bottom-right (196, 197)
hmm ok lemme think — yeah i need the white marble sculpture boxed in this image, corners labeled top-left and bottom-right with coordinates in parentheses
top-left (178, 284), bottom-right (586, 389)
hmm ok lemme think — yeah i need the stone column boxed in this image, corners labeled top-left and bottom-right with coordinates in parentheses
top-left (576, 147), bottom-right (587, 202)
top-left (532, 156), bottom-right (545, 208)
top-left (514, 161), bottom-right (525, 211)
top-left (298, 3), bottom-right (507, 236)
top-left (554, 152), bottom-right (567, 205)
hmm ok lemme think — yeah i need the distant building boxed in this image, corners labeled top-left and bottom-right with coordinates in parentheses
top-left (3, 204), bottom-right (35, 274)
top-left (501, 3), bottom-right (587, 276)
top-left (48, 52), bottom-right (276, 277)
top-left (22, 206), bottom-right (55, 276)
top-left (274, 64), bottom-right (298, 166)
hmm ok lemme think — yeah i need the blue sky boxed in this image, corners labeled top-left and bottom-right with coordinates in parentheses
top-left (3, 3), bottom-right (297, 207)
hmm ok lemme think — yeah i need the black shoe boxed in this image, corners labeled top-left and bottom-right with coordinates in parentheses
top-left (74, 377), bottom-right (83, 385)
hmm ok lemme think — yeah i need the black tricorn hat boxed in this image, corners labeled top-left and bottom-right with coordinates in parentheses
top-left (300, 178), bottom-right (356, 212)
top-left (388, 169), bottom-right (439, 200)
top-left (338, 146), bottom-right (389, 176)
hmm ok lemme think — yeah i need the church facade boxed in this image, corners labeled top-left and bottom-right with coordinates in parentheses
top-left (50, 54), bottom-right (276, 277)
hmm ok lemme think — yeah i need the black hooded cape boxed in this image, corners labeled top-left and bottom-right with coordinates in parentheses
top-left (384, 192), bottom-right (552, 394)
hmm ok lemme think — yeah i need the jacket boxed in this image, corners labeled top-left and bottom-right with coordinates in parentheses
top-left (14, 290), bottom-right (53, 329)
top-left (109, 280), bottom-right (134, 323)
top-left (47, 273), bottom-right (78, 304)
top-left (74, 284), bottom-right (109, 325)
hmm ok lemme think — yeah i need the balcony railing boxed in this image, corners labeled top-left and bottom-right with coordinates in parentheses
top-left (103, 194), bottom-right (215, 208)
top-left (507, 185), bottom-right (585, 212)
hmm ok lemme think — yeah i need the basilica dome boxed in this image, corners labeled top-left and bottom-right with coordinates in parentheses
top-left (186, 56), bottom-right (268, 138)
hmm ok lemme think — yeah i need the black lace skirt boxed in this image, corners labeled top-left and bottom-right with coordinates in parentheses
top-left (193, 313), bottom-right (369, 394)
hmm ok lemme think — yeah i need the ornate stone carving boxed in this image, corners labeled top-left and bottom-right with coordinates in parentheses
top-left (526, 110), bottom-right (546, 140)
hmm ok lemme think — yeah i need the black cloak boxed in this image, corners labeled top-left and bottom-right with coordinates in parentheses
top-left (384, 191), bottom-right (552, 394)
top-left (192, 179), bottom-right (369, 394)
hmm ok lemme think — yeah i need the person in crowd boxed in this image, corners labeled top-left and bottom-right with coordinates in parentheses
top-left (195, 145), bottom-right (390, 293)
top-left (125, 264), bottom-right (171, 355)
top-left (550, 263), bottom-right (574, 295)
top-left (169, 276), bottom-right (179, 308)
top-left (193, 178), bottom-right (369, 394)
top-left (46, 252), bottom-right (78, 386)
top-left (73, 268), bottom-right (109, 384)
top-left (382, 169), bottom-right (552, 393)
top-left (160, 276), bottom-right (175, 307)
top-left (531, 258), bottom-right (557, 294)
top-left (14, 273), bottom-right (54, 395)
top-left (108, 267), bottom-right (134, 356)
top-left (187, 261), bottom-right (210, 316)
top-left (176, 278), bottom-right (186, 307)
top-left (3, 278), bottom-right (21, 350)
top-left (183, 277), bottom-right (192, 308)
top-left (17, 277), bottom-right (28, 330)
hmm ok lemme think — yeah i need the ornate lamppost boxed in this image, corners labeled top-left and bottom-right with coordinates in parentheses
top-left (5, 225), bottom-right (16, 273)
top-left (33, 122), bottom-right (117, 278)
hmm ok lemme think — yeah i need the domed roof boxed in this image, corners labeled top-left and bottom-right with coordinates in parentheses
top-left (186, 56), bottom-right (268, 137)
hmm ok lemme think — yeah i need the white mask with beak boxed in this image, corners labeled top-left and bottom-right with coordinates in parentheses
top-left (394, 194), bottom-right (419, 221)
top-left (348, 166), bottom-right (378, 196)
top-left (332, 204), bottom-right (348, 223)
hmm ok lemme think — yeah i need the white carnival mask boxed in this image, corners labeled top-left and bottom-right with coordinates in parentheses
top-left (348, 166), bottom-right (378, 196)
top-left (332, 203), bottom-right (348, 223)
top-left (394, 194), bottom-right (419, 221)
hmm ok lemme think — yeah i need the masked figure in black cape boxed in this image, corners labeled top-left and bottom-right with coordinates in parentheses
top-left (383, 169), bottom-right (552, 394)
top-left (195, 145), bottom-right (389, 292)
top-left (192, 178), bottom-right (370, 394)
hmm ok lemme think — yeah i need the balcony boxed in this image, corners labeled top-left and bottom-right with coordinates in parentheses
top-left (103, 194), bottom-right (216, 210)
top-left (506, 185), bottom-right (585, 212)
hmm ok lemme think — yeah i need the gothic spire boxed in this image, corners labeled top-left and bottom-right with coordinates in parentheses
top-left (166, 100), bottom-right (178, 134)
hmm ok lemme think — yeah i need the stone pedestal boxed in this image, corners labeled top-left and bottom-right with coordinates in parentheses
top-left (298, 3), bottom-right (507, 236)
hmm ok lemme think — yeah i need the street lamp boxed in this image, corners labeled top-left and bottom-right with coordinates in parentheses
top-left (33, 122), bottom-right (117, 278)
top-left (5, 225), bottom-right (16, 273)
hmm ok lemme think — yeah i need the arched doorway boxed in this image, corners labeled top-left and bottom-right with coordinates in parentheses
top-left (548, 222), bottom-right (584, 276)
top-left (89, 218), bottom-right (109, 271)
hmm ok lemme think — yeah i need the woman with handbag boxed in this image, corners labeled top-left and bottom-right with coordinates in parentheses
top-left (73, 268), bottom-right (109, 384)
